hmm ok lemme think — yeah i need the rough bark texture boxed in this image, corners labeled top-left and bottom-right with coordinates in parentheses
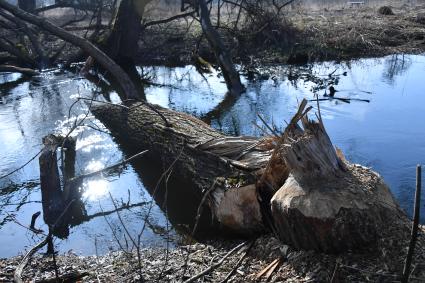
top-left (198, 0), bottom-right (244, 95)
top-left (106, 0), bottom-right (144, 63)
top-left (269, 99), bottom-right (405, 252)
top-left (39, 135), bottom-right (69, 238)
top-left (92, 99), bottom-right (406, 247)
top-left (271, 167), bottom-right (403, 252)
top-left (92, 102), bottom-right (274, 234)
top-left (0, 0), bottom-right (140, 100)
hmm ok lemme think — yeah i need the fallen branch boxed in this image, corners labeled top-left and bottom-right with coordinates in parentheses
top-left (13, 198), bottom-right (77, 282)
top-left (64, 24), bottom-right (108, 31)
top-left (0, 64), bottom-right (39, 76)
top-left (220, 239), bottom-right (256, 283)
top-left (143, 10), bottom-right (196, 28)
top-left (255, 258), bottom-right (280, 280)
top-left (183, 241), bottom-right (248, 283)
top-left (14, 237), bottom-right (50, 283)
top-left (69, 150), bottom-right (148, 183)
top-left (309, 97), bottom-right (370, 103)
top-left (35, 271), bottom-right (89, 283)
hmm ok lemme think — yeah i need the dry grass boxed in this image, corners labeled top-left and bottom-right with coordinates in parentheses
top-left (269, 4), bottom-right (425, 62)
top-left (138, 2), bottom-right (425, 64)
top-left (3, 2), bottom-right (425, 66)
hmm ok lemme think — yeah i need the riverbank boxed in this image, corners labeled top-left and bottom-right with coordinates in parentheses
top-left (5, 3), bottom-right (424, 69)
top-left (2, 224), bottom-right (425, 282)
top-left (137, 4), bottom-right (425, 66)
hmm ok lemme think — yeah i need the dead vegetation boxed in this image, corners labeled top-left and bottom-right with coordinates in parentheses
top-left (275, 5), bottom-right (425, 63)
top-left (1, 2), bottom-right (425, 283)
top-left (134, 3), bottom-right (425, 66)
top-left (1, 224), bottom-right (425, 282)
top-left (1, 2), bottom-right (425, 68)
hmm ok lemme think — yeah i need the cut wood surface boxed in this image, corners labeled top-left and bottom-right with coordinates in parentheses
top-left (269, 100), bottom-right (407, 252)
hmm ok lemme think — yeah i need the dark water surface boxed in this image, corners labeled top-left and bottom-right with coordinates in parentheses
top-left (1, 54), bottom-right (424, 257)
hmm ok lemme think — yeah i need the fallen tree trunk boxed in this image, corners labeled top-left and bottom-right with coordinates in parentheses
top-left (92, 102), bottom-right (274, 234)
top-left (92, 99), bottom-right (408, 250)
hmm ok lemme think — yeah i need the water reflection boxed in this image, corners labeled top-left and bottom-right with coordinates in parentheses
top-left (143, 55), bottom-right (425, 223)
top-left (0, 54), bottom-right (424, 257)
top-left (0, 70), bottom-right (173, 257)
top-left (382, 54), bottom-right (412, 84)
top-left (82, 179), bottom-right (109, 201)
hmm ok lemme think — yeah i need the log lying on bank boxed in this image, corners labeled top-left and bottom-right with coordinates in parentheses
top-left (92, 102), bottom-right (275, 234)
top-left (92, 99), bottom-right (407, 251)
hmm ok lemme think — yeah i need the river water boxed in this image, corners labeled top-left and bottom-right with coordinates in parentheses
top-left (0, 54), bottom-right (424, 257)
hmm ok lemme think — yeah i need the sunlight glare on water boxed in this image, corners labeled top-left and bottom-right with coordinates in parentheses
top-left (82, 179), bottom-right (109, 201)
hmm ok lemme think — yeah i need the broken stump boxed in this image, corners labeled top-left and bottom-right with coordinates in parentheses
top-left (270, 100), bottom-right (404, 252)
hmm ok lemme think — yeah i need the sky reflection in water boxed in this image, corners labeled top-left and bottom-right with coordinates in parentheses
top-left (0, 54), bottom-right (424, 257)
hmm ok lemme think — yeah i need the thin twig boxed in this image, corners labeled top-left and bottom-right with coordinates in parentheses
top-left (13, 200), bottom-right (75, 283)
top-left (98, 202), bottom-right (130, 254)
top-left (14, 237), bottom-right (50, 283)
top-left (0, 149), bottom-right (42, 180)
top-left (181, 179), bottom-right (218, 279)
top-left (5, 212), bottom-right (46, 236)
top-left (108, 192), bottom-right (144, 281)
top-left (330, 259), bottom-right (340, 283)
top-left (183, 241), bottom-right (248, 283)
top-left (69, 150), bottom-right (148, 182)
top-left (402, 165), bottom-right (422, 283)
top-left (257, 113), bottom-right (280, 137)
top-left (220, 239), bottom-right (256, 283)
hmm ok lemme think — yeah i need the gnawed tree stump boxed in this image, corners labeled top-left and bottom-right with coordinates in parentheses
top-left (270, 100), bottom-right (404, 252)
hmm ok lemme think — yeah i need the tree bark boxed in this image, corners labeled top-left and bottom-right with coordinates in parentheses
top-left (82, 0), bottom-right (152, 98)
top-left (269, 99), bottom-right (407, 252)
top-left (91, 101), bottom-right (274, 234)
top-left (105, 0), bottom-right (145, 64)
top-left (39, 135), bottom-right (69, 238)
top-left (198, 0), bottom-right (244, 95)
top-left (0, 0), bottom-right (140, 100)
